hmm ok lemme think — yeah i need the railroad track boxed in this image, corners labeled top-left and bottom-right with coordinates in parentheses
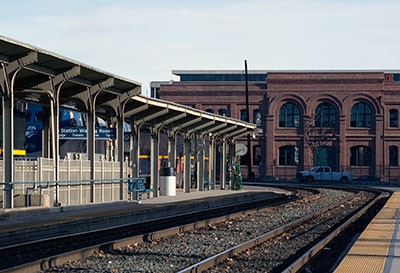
top-left (1, 187), bottom-right (386, 273)
top-left (0, 189), bottom-right (296, 273)
top-left (179, 188), bottom-right (387, 273)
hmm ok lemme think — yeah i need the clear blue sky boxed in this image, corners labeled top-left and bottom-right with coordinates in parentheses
top-left (2, 0), bottom-right (400, 94)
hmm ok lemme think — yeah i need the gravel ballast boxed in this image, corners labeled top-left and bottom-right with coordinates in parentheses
top-left (45, 189), bottom-right (374, 273)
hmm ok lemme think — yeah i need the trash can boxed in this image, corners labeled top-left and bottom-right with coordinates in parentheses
top-left (160, 167), bottom-right (176, 196)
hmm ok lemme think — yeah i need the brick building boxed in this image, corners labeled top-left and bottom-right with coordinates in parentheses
top-left (154, 70), bottom-right (400, 181)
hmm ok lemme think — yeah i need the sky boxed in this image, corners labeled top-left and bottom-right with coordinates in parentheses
top-left (1, 0), bottom-right (400, 95)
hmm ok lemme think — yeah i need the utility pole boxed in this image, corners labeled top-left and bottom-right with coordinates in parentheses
top-left (245, 60), bottom-right (252, 180)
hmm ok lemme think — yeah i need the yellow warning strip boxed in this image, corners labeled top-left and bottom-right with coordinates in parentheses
top-left (334, 193), bottom-right (400, 273)
top-left (0, 149), bottom-right (26, 156)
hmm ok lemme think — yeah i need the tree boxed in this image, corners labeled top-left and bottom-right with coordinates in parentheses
top-left (303, 115), bottom-right (338, 167)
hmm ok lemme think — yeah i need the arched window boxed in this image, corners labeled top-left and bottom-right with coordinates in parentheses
top-left (278, 145), bottom-right (299, 166)
top-left (390, 145), bottom-right (398, 166)
top-left (390, 109), bottom-right (398, 127)
top-left (218, 109), bottom-right (228, 117)
top-left (350, 146), bottom-right (372, 166)
top-left (279, 102), bottom-right (300, 128)
top-left (314, 103), bottom-right (337, 128)
top-left (205, 108), bottom-right (214, 113)
top-left (350, 102), bottom-right (372, 128)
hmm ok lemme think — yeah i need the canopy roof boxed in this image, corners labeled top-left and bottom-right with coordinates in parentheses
top-left (0, 35), bottom-right (256, 139)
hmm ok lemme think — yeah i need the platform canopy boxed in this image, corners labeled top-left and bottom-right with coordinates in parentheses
top-left (124, 95), bottom-right (256, 139)
top-left (0, 35), bottom-right (256, 139)
top-left (0, 35), bottom-right (257, 208)
top-left (0, 35), bottom-right (141, 110)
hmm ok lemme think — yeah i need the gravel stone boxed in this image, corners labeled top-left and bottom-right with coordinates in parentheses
top-left (44, 189), bottom-right (373, 273)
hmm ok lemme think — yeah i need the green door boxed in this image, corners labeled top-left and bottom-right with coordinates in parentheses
top-left (313, 146), bottom-right (336, 169)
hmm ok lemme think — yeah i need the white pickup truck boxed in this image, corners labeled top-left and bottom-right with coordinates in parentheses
top-left (296, 166), bottom-right (353, 182)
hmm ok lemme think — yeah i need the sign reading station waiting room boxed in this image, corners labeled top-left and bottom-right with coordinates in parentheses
top-left (59, 127), bottom-right (116, 139)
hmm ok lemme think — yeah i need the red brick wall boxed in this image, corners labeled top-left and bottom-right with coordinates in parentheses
top-left (158, 71), bottom-right (400, 181)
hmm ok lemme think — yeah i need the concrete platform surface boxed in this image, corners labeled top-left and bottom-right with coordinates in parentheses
top-left (334, 192), bottom-right (400, 273)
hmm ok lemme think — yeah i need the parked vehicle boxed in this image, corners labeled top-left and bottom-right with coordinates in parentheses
top-left (296, 166), bottom-right (353, 182)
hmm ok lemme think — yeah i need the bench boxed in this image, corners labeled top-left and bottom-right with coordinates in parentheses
top-left (128, 177), bottom-right (155, 201)
top-left (204, 180), bottom-right (214, 190)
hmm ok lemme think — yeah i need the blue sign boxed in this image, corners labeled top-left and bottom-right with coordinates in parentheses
top-left (59, 127), bottom-right (116, 139)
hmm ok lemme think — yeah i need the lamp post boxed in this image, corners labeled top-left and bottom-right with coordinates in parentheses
top-left (244, 60), bottom-right (252, 180)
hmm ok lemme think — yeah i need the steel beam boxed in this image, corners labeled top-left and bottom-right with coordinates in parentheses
top-left (136, 108), bottom-right (169, 124)
top-left (105, 87), bottom-right (141, 109)
top-left (6, 51), bottom-right (38, 74)
top-left (0, 53), bottom-right (9, 63)
top-left (152, 112), bottom-right (187, 127)
top-left (25, 63), bottom-right (56, 77)
top-left (68, 76), bottom-right (92, 87)
top-left (203, 123), bottom-right (227, 136)
top-left (35, 66), bottom-right (81, 90)
top-left (214, 125), bottom-right (238, 137)
top-left (232, 130), bottom-right (254, 141)
top-left (125, 103), bottom-right (149, 117)
top-left (178, 117), bottom-right (202, 131)
top-left (89, 77), bottom-right (115, 95)
top-left (187, 120), bottom-right (215, 134)
top-left (226, 127), bottom-right (248, 139)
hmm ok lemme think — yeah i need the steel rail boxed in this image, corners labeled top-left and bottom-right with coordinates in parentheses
top-left (177, 189), bottom-right (381, 273)
top-left (0, 190), bottom-right (297, 273)
top-left (281, 190), bottom-right (387, 273)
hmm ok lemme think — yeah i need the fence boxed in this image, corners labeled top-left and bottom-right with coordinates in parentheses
top-left (1, 178), bottom-right (131, 208)
top-left (0, 157), bottom-right (131, 208)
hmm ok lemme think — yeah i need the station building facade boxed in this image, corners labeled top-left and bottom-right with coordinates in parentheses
top-left (154, 70), bottom-right (400, 181)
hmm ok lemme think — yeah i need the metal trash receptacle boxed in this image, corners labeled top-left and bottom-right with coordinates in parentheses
top-left (159, 167), bottom-right (176, 196)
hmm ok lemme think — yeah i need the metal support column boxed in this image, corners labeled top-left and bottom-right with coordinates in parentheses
top-left (87, 90), bottom-right (97, 203)
top-left (117, 116), bottom-right (125, 200)
top-left (228, 140), bottom-right (235, 189)
top-left (193, 136), bottom-right (198, 190)
top-left (220, 139), bottom-right (227, 190)
top-left (1, 71), bottom-right (14, 208)
top-left (150, 127), bottom-right (159, 197)
top-left (184, 135), bottom-right (191, 193)
top-left (131, 123), bottom-right (140, 177)
top-left (49, 96), bottom-right (58, 205)
top-left (209, 137), bottom-right (216, 189)
top-left (197, 137), bottom-right (205, 191)
top-left (167, 131), bottom-right (176, 169)
top-left (1, 53), bottom-right (37, 208)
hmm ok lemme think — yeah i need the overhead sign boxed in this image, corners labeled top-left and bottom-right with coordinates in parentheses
top-left (59, 127), bottom-right (116, 139)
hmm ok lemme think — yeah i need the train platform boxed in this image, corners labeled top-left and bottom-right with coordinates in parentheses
top-left (0, 186), bottom-right (289, 247)
top-left (334, 192), bottom-right (400, 273)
